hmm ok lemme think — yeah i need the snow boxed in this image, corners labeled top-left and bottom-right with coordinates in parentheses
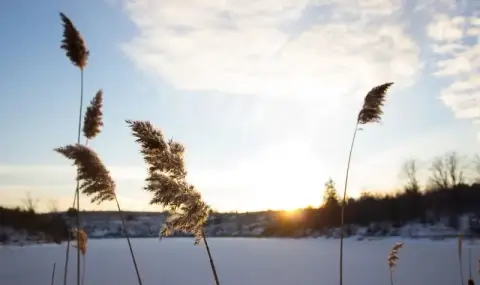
top-left (0, 237), bottom-right (476, 285)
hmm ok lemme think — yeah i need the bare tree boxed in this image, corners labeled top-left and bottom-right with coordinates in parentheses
top-left (401, 159), bottom-right (420, 192)
top-left (21, 192), bottom-right (40, 212)
top-left (429, 152), bottom-right (465, 189)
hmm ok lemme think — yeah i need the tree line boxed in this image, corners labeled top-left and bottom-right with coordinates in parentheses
top-left (263, 152), bottom-right (480, 236)
top-left (0, 194), bottom-right (70, 243)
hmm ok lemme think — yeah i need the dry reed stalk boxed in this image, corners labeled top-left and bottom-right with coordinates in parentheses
top-left (127, 120), bottom-right (219, 285)
top-left (460, 233), bottom-right (465, 285)
top-left (387, 242), bottom-right (403, 285)
top-left (55, 143), bottom-right (144, 285)
top-left (59, 12), bottom-right (89, 285)
top-left (50, 262), bottom-right (56, 285)
top-left (339, 82), bottom-right (394, 285)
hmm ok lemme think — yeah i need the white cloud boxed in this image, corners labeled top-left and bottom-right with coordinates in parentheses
top-left (121, 0), bottom-right (421, 104)
top-left (427, 12), bottom-right (480, 127)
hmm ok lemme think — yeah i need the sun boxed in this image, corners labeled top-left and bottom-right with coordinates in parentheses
top-left (280, 208), bottom-right (301, 220)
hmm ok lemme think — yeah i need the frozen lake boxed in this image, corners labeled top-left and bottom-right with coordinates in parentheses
top-left (0, 237), bottom-right (475, 285)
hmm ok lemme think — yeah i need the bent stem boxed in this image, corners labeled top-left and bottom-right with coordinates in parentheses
top-left (339, 122), bottom-right (359, 285)
top-left (114, 195), bottom-right (143, 285)
top-left (202, 230), bottom-right (220, 285)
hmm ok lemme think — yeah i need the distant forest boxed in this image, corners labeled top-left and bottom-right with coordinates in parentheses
top-left (263, 152), bottom-right (480, 236)
top-left (1, 151), bottom-right (480, 239)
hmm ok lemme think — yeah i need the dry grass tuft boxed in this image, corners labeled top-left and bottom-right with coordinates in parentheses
top-left (83, 89), bottom-right (104, 140)
top-left (60, 13), bottom-right (89, 69)
top-left (127, 119), bottom-right (209, 242)
top-left (55, 144), bottom-right (115, 204)
top-left (72, 228), bottom-right (87, 255)
top-left (357, 82), bottom-right (394, 125)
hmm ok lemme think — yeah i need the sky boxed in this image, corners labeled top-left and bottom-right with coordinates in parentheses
top-left (0, 0), bottom-right (479, 213)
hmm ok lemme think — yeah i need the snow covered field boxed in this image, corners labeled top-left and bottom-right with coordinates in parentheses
top-left (0, 237), bottom-right (475, 285)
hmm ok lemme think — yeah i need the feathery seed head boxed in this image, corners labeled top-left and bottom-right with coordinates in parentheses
top-left (60, 13), bottom-right (89, 69)
top-left (128, 120), bottom-right (210, 242)
top-left (357, 82), bottom-right (394, 125)
top-left (83, 89), bottom-right (104, 140)
top-left (127, 120), bottom-right (187, 179)
top-left (387, 242), bottom-right (403, 270)
top-left (72, 228), bottom-right (87, 255)
top-left (55, 144), bottom-right (115, 204)
top-left (160, 187), bottom-right (210, 244)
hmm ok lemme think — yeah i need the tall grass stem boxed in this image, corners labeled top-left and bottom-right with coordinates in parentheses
top-left (202, 230), bottom-right (220, 285)
top-left (114, 195), bottom-right (143, 285)
top-left (339, 122), bottom-right (359, 285)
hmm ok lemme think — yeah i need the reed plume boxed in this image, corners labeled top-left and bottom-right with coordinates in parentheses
top-left (59, 12), bottom-right (89, 285)
top-left (56, 143), bottom-right (144, 284)
top-left (127, 119), bottom-right (220, 285)
top-left (387, 242), bottom-right (403, 285)
top-left (56, 144), bottom-right (115, 203)
top-left (339, 82), bottom-right (394, 285)
top-left (83, 90), bottom-right (104, 140)
top-left (72, 228), bottom-right (87, 255)
top-left (72, 229), bottom-right (87, 285)
top-left (60, 13), bottom-right (89, 69)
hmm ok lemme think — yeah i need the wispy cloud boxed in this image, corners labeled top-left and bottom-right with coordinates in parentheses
top-left (426, 3), bottom-right (480, 131)
top-left (121, 0), bottom-right (421, 104)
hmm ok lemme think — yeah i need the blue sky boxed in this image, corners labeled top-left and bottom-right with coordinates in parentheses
top-left (0, 0), bottom-right (479, 212)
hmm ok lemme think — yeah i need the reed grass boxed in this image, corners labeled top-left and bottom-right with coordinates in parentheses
top-left (387, 242), bottom-right (403, 285)
top-left (339, 82), bottom-right (394, 285)
top-left (59, 12), bottom-right (89, 285)
top-left (58, 12), bottom-right (142, 285)
top-left (127, 120), bottom-right (220, 285)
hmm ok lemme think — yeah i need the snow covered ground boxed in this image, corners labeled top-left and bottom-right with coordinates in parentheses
top-left (0, 237), bottom-right (476, 285)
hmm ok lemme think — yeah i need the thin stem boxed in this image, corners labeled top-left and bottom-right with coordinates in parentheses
top-left (339, 121), bottom-right (359, 285)
top-left (51, 262), bottom-right (56, 285)
top-left (74, 69), bottom-right (84, 285)
top-left (114, 195), bottom-right (143, 285)
top-left (460, 240), bottom-right (465, 285)
top-left (63, 186), bottom-right (79, 285)
top-left (202, 230), bottom-right (220, 285)
top-left (389, 269), bottom-right (394, 285)
top-left (63, 69), bottom-right (85, 285)
top-left (81, 254), bottom-right (86, 285)
top-left (469, 246), bottom-right (472, 279)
